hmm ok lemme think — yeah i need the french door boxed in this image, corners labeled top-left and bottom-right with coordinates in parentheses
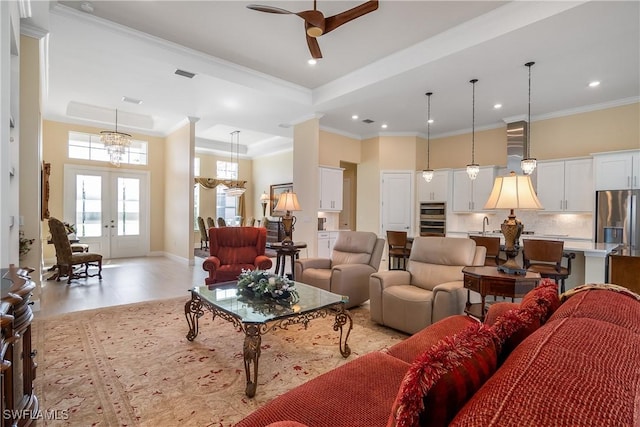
top-left (64, 165), bottom-right (150, 259)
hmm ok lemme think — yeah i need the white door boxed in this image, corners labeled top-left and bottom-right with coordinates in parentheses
top-left (64, 165), bottom-right (150, 259)
top-left (381, 171), bottom-right (413, 234)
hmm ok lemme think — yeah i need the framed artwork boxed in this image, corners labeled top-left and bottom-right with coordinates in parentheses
top-left (41, 162), bottom-right (51, 220)
top-left (269, 183), bottom-right (293, 216)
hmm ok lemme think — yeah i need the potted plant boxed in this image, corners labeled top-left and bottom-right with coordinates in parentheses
top-left (19, 231), bottom-right (35, 259)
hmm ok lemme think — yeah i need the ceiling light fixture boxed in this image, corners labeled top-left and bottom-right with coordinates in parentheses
top-left (521, 62), bottom-right (537, 175)
top-left (307, 59), bottom-right (317, 65)
top-left (589, 81), bottom-right (601, 88)
top-left (100, 109), bottom-right (131, 167)
top-left (381, 124), bottom-right (388, 129)
top-left (422, 92), bottom-right (434, 183)
top-left (494, 103), bottom-right (502, 109)
top-left (351, 115), bottom-right (359, 120)
top-left (225, 130), bottom-right (246, 197)
top-left (466, 79), bottom-right (480, 180)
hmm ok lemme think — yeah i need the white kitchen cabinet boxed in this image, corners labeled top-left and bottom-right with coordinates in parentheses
top-left (319, 167), bottom-right (344, 211)
top-left (452, 166), bottom-right (497, 212)
top-left (317, 231), bottom-right (339, 258)
top-left (593, 150), bottom-right (640, 190)
top-left (536, 158), bottom-right (593, 213)
top-left (416, 169), bottom-right (450, 202)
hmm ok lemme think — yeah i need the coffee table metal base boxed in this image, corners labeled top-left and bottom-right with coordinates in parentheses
top-left (184, 292), bottom-right (352, 397)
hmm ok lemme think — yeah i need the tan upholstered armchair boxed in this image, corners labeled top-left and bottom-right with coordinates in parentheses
top-left (369, 236), bottom-right (486, 334)
top-left (294, 231), bottom-right (385, 309)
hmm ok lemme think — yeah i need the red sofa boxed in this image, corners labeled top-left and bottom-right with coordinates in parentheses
top-left (235, 282), bottom-right (640, 427)
top-left (203, 226), bottom-right (272, 285)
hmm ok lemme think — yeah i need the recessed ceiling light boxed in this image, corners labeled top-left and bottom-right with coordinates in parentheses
top-left (308, 59), bottom-right (317, 66)
top-left (351, 115), bottom-right (359, 120)
top-left (588, 81), bottom-right (601, 88)
top-left (381, 124), bottom-right (388, 129)
top-left (80, 1), bottom-right (94, 13)
top-left (427, 119), bottom-right (434, 124)
top-left (493, 103), bottom-right (502, 109)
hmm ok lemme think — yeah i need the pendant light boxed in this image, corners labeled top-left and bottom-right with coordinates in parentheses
top-left (225, 130), bottom-right (246, 197)
top-left (466, 79), bottom-right (480, 180)
top-left (521, 61), bottom-right (537, 175)
top-left (422, 92), bottom-right (434, 182)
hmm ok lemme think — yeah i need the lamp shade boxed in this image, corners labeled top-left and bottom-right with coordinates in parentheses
top-left (259, 191), bottom-right (270, 202)
top-left (274, 191), bottom-right (301, 212)
top-left (483, 172), bottom-right (543, 210)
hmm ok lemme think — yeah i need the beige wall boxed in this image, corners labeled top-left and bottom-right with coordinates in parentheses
top-left (356, 137), bottom-right (381, 233)
top-left (319, 130), bottom-right (361, 166)
top-left (41, 121), bottom-right (166, 261)
top-left (251, 150), bottom-right (293, 220)
top-left (19, 35), bottom-right (42, 289)
top-left (293, 119), bottom-right (320, 255)
top-left (163, 120), bottom-right (194, 262)
top-left (421, 103), bottom-right (639, 170)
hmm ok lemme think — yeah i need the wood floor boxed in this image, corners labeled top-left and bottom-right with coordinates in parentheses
top-left (36, 256), bottom-right (212, 319)
top-left (36, 253), bottom-right (284, 319)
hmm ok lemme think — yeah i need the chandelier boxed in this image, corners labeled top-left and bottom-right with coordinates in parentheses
top-left (466, 79), bottom-right (480, 180)
top-left (422, 92), bottom-right (434, 183)
top-left (521, 61), bottom-right (537, 175)
top-left (100, 109), bottom-right (131, 167)
top-left (225, 130), bottom-right (246, 197)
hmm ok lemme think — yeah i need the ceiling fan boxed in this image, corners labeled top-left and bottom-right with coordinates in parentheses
top-left (247, 0), bottom-right (379, 59)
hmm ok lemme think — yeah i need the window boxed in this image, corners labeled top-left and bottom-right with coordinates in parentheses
top-left (217, 160), bottom-right (238, 223)
top-left (68, 131), bottom-right (148, 166)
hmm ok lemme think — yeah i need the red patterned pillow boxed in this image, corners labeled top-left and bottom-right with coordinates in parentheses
top-left (490, 304), bottom-right (543, 360)
top-left (387, 323), bottom-right (499, 427)
top-left (520, 278), bottom-right (560, 322)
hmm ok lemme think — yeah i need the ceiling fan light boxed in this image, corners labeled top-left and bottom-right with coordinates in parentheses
top-left (306, 26), bottom-right (323, 37)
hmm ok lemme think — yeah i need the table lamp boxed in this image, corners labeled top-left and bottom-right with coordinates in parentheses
top-left (483, 171), bottom-right (543, 275)
top-left (274, 191), bottom-right (301, 245)
top-left (260, 191), bottom-right (270, 217)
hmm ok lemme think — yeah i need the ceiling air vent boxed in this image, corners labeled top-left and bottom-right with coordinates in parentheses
top-left (362, 119), bottom-right (375, 124)
top-left (174, 69), bottom-right (196, 79)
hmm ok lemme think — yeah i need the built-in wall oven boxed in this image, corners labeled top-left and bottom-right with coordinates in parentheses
top-left (419, 202), bottom-right (446, 236)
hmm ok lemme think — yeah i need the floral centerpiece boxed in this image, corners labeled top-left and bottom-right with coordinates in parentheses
top-left (236, 269), bottom-right (299, 302)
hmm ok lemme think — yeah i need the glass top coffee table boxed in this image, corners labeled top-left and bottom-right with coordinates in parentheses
top-left (185, 281), bottom-right (352, 397)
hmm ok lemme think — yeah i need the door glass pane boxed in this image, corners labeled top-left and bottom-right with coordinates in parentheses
top-left (118, 178), bottom-right (140, 236)
top-left (76, 175), bottom-right (102, 237)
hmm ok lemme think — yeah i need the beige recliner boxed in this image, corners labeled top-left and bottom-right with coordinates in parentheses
top-left (295, 231), bottom-right (385, 309)
top-left (369, 236), bottom-right (486, 334)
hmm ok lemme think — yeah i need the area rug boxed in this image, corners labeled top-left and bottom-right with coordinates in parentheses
top-left (194, 248), bottom-right (209, 258)
top-left (33, 297), bottom-right (408, 426)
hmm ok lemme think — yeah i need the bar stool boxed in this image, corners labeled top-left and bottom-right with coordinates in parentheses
top-left (387, 230), bottom-right (410, 270)
top-left (469, 235), bottom-right (506, 267)
top-left (523, 239), bottom-right (575, 293)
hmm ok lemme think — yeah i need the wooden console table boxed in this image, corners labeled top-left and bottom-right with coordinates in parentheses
top-left (462, 266), bottom-right (541, 322)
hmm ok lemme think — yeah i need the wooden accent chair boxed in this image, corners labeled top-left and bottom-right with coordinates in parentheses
top-left (469, 235), bottom-right (506, 267)
top-left (217, 217), bottom-right (227, 227)
top-left (197, 216), bottom-right (209, 250)
top-left (523, 239), bottom-right (575, 293)
top-left (48, 217), bottom-right (102, 284)
top-left (386, 230), bottom-right (411, 270)
top-left (203, 226), bottom-right (272, 285)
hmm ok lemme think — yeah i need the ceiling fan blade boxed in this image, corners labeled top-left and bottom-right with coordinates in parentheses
top-left (297, 10), bottom-right (325, 30)
top-left (324, 0), bottom-right (378, 34)
top-left (246, 4), bottom-right (294, 14)
top-left (306, 33), bottom-right (323, 59)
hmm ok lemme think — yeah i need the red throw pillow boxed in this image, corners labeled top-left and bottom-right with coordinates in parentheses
top-left (388, 323), bottom-right (499, 427)
top-left (489, 304), bottom-right (543, 361)
top-left (520, 278), bottom-right (560, 322)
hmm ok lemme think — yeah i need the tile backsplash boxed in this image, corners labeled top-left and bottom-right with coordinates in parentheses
top-left (447, 211), bottom-right (593, 240)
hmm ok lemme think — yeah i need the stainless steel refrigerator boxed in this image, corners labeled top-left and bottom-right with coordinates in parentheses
top-left (595, 190), bottom-right (640, 248)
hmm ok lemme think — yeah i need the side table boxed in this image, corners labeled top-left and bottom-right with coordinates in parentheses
top-left (462, 266), bottom-right (541, 322)
top-left (265, 242), bottom-right (307, 279)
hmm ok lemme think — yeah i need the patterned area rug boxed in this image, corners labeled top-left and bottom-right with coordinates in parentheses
top-left (33, 297), bottom-right (407, 426)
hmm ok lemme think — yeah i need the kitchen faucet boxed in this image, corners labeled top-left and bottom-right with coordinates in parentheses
top-left (482, 216), bottom-right (489, 236)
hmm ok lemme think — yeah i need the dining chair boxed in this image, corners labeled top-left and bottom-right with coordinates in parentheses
top-left (206, 217), bottom-right (215, 229)
top-left (386, 230), bottom-right (411, 270)
top-left (48, 217), bottom-right (103, 284)
top-left (217, 217), bottom-right (227, 227)
top-left (523, 239), bottom-right (575, 293)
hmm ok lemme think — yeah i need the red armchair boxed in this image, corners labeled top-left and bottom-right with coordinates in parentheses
top-left (203, 226), bottom-right (273, 285)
